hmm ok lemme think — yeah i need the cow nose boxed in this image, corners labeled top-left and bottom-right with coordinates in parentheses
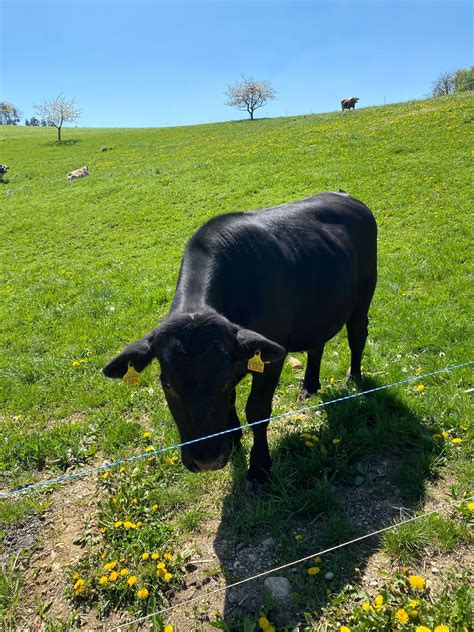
top-left (191, 453), bottom-right (228, 472)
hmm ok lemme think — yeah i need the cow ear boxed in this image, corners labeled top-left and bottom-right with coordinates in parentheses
top-left (103, 330), bottom-right (161, 378)
top-left (235, 328), bottom-right (286, 364)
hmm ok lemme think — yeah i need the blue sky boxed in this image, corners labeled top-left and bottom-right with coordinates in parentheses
top-left (1, 0), bottom-right (472, 127)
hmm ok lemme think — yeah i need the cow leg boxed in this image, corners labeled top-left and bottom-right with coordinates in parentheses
top-left (301, 344), bottom-right (325, 398)
top-left (346, 277), bottom-right (376, 380)
top-left (245, 361), bottom-right (283, 484)
top-left (228, 388), bottom-right (242, 450)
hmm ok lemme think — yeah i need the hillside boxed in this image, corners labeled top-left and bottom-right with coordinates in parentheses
top-left (1, 94), bottom-right (473, 630)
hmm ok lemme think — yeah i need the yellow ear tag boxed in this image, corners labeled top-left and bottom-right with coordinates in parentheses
top-left (123, 362), bottom-right (140, 386)
top-left (247, 350), bottom-right (269, 373)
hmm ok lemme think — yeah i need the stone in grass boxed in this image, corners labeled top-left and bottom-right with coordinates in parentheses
top-left (263, 576), bottom-right (293, 608)
top-left (324, 571), bottom-right (334, 581)
top-left (287, 356), bottom-right (303, 370)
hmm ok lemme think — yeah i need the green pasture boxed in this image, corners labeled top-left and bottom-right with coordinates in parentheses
top-left (0, 94), bottom-right (472, 630)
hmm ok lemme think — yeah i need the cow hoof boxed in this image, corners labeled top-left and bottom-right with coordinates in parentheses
top-left (245, 477), bottom-right (268, 493)
top-left (246, 468), bottom-right (270, 491)
top-left (299, 383), bottom-right (321, 400)
top-left (346, 370), bottom-right (363, 386)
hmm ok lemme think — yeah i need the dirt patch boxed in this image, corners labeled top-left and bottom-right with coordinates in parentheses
top-left (5, 474), bottom-right (101, 630)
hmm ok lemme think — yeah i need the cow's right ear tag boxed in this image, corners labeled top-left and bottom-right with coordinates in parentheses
top-left (123, 362), bottom-right (140, 386)
top-left (247, 350), bottom-right (267, 373)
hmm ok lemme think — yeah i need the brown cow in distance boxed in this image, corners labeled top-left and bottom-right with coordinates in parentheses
top-left (341, 97), bottom-right (359, 111)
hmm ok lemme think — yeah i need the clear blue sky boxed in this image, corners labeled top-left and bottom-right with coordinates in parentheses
top-left (1, 0), bottom-right (472, 127)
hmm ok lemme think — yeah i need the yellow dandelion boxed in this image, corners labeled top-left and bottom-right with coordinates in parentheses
top-left (157, 562), bottom-right (166, 569)
top-left (114, 521), bottom-right (123, 528)
top-left (396, 609), bottom-right (409, 624)
top-left (375, 595), bottom-right (384, 609)
top-left (141, 553), bottom-right (150, 560)
top-left (409, 575), bottom-right (426, 590)
top-left (452, 438), bottom-right (462, 444)
top-left (127, 575), bottom-right (138, 586)
top-left (151, 504), bottom-right (159, 511)
top-left (72, 571), bottom-right (80, 580)
top-left (258, 617), bottom-right (270, 629)
top-left (340, 627), bottom-right (352, 632)
top-left (467, 502), bottom-right (474, 511)
top-left (136, 521), bottom-right (143, 527)
top-left (307, 566), bottom-right (320, 575)
top-left (434, 627), bottom-right (450, 632)
top-left (164, 572), bottom-right (173, 581)
top-left (310, 434), bottom-right (319, 441)
top-left (164, 552), bottom-right (173, 561)
top-left (124, 521), bottom-right (135, 529)
top-left (415, 627), bottom-right (432, 632)
top-left (302, 433), bottom-right (312, 439)
top-left (157, 567), bottom-right (166, 578)
top-left (102, 472), bottom-right (109, 480)
top-left (137, 587), bottom-right (149, 600)
top-left (410, 610), bottom-right (419, 617)
top-left (409, 599), bottom-right (420, 608)
top-left (314, 556), bottom-right (322, 563)
top-left (164, 626), bottom-right (173, 632)
top-left (362, 602), bottom-right (372, 612)
top-left (120, 568), bottom-right (129, 576)
top-left (294, 534), bottom-right (303, 540)
top-left (332, 437), bottom-right (341, 444)
top-left (441, 431), bottom-right (449, 439)
top-left (104, 561), bottom-right (117, 571)
top-left (100, 552), bottom-right (106, 559)
top-left (416, 384), bottom-right (425, 392)
top-left (143, 431), bottom-right (151, 438)
top-left (73, 578), bottom-right (86, 593)
top-left (109, 571), bottom-right (119, 582)
top-left (100, 527), bottom-right (107, 534)
top-left (145, 445), bottom-right (155, 453)
top-left (99, 576), bottom-right (108, 585)
top-left (151, 553), bottom-right (159, 559)
top-left (305, 441), bottom-right (314, 447)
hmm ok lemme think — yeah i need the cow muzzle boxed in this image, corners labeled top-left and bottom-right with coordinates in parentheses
top-left (181, 438), bottom-right (231, 473)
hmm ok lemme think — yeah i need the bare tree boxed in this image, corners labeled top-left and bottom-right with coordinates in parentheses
top-left (34, 94), bottom-right (80, 143)
top-left (225, 75), bottom-right (276, 120)
top-left (430, 71), bottom-right (455, 97)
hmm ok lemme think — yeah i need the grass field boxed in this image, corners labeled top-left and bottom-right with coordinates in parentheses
top-left (1, 93), bottom-right (473, 631)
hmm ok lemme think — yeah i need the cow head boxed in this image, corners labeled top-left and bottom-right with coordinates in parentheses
top-left (103, 312), bottom-right (285, 472)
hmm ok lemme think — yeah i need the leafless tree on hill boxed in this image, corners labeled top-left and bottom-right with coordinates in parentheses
top-left (34, 94), bottom-right (81, 143)
top-left (225, 75), bottom-right (277, 120)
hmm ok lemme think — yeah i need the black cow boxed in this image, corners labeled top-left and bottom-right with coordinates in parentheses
top-left (103, 192), bottom-right (377, 483)
top-left (341, 97), bottom-right (359, 111)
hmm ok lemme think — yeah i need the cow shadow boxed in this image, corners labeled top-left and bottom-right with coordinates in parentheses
top-left (211, 377), bottom-right (441, 628)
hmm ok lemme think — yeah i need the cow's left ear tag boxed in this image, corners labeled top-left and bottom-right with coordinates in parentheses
top-left (247, 350), bottom-right (269, 373)
top-left (123, 362), bottom-right (140, 386)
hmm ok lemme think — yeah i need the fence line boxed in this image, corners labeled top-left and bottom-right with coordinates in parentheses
top-left (114, 495), bottom-right (474, 630)
top-left (1, 360), bottom-right (472, 499)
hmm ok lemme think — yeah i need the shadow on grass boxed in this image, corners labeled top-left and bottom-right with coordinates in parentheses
top-left (212, 378), bottom-right (441, 628)
top-left (41, 138), bottom-right (82, 147)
